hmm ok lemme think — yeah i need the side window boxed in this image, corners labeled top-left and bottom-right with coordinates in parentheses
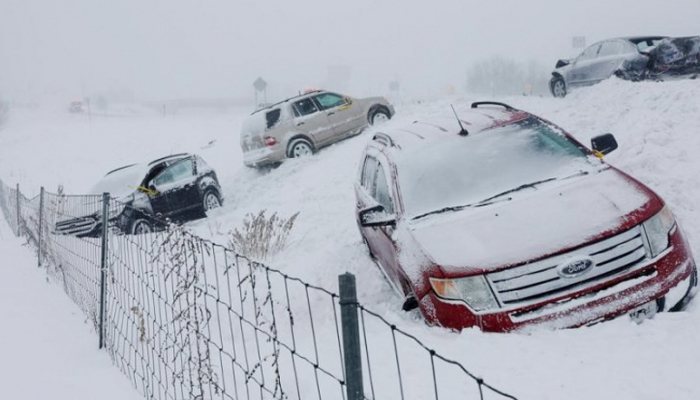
top-left (265, 109), bottom-right (281, 129)
top-left (361, 156), bottom-right (378, 196)
top-left (292, 98), bottom-right (319, 117)
top-left (373, 163), bottom-right (394, 214)
top-left (578, 44), bottom-right (601, 61)
top-left (599, 41), bottom-right (622, 57)
top-left (153, 159), bottom-right (193, 186)
top-left (314, 93), bottom-right (347, 110)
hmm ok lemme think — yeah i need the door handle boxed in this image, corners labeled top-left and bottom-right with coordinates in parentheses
top-left (327, 112), bottom-right (335, 116)
top-left (296, 122), bottom-right (305, 126)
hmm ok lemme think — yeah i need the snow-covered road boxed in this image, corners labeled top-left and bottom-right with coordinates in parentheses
top-left (1, 78), bottom-right (699, 399)
top-left (0, 217), bottom-right (141, 400)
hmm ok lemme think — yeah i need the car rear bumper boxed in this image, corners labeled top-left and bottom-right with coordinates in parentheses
top-left (242, 146), bottom-right (285, 167)
top-left (420, 227), bottom-right (696, 332)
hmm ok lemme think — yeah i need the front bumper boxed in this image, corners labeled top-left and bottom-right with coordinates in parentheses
top-left (420, 227), bottom-right (696, 332)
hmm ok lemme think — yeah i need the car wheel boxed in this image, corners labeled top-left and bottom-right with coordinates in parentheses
top-left (288, 138), bottom-right (314, 158)
top-left (551, 77), bottom-right (567, 98)
top-left (669, 265), bottom-right (698, 312)
top-left (130, 218), bottom-right (153, 235)
top-left (203, 189), bottom-right (222, 212)
top-left (370, 109), bottom-right (390, 126)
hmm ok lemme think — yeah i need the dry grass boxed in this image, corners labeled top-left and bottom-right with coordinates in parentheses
top-left (228, 210), bottom-right (299, 261)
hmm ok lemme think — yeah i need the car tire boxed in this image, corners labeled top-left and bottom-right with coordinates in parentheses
top-left (550, 77), bottom-right (567, 98)
top-left (287, 138), bottom-right (314, 158)
top-left (130, 218), bottom-right (153, 235)
top-left (369, 108), bottom-right (391, 126)
top-left (669, 265), bottom-right (698, 312)
top-left (202, 189), bottom-right (222, 212)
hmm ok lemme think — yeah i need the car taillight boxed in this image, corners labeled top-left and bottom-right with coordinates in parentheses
top-left (264, 136), bottom-right (277, 146)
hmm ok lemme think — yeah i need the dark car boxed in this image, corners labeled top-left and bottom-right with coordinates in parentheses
top-left (355, 101), bottom-right (696, 332)
top-left (55, 153), bottom-right (223, 236)
top-left (550, 36), bottom-right (700, 97)
top-left (69, 100), bottom-right (85, 113)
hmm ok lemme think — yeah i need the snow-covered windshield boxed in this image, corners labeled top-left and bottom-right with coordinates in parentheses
top-left (398, 117), bottom-right (594, 219)
top-left (89, 164), bottom-right (146, 199)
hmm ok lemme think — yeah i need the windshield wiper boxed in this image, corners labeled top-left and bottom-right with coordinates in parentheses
top-left (413, 172), bottom-right (590, 221)
top-left (474, 177), bottom-right (558, 205)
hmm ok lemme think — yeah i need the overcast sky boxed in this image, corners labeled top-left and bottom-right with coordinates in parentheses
top-left (1, 0), bottom-right (699, 102)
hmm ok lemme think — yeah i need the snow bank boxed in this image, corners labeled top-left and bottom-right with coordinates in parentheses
top-left (2, 78), bottom-right (700, 399)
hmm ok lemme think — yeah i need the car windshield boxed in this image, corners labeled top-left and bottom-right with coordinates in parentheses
top-left (90, 164), bottom-right (146, 199)
top-left (398, 117), bottom-right (595, 220)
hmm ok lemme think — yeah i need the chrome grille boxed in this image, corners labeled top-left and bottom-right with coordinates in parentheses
top-left (55, 216), bottom-right (98, 236)
top-left (487, 226), bottom-right (648, 308)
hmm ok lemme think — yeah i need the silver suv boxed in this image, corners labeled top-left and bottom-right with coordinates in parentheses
top-left (240, 90), bottom-right (394, 167)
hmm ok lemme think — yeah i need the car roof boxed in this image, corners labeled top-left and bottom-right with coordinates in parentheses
top-left (371, 102), bottom-right (532, 155)
top-left (104, 153), bottom-right (191, 177)
top-left (620, 36), bottom-right (668, 44)
top-left (147, 153), bottom-right (190, 166)
top-left (251, 90), bottom-right (324, 115)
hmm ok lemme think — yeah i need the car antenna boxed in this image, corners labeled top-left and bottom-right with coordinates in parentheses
top-left (451, 105), bottom-right (469, 136)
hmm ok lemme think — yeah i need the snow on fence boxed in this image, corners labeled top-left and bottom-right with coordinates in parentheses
top-left (0, 177), bottom-right (518, 400)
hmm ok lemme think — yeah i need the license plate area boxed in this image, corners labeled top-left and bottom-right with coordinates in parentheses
top-left (628, 300), bottom-right (658, 324)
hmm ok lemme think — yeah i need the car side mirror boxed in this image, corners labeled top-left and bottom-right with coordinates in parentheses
top-left (345, 96), bottom-right (353, 105)
top-left (359, 204), bottom-right (396, 227)
top-left (555, 59), bottom-right (570, 68)
top-left (591, 133), bottom-right (618, 156)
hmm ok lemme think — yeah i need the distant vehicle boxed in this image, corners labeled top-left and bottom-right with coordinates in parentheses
top-left (54, 153), bottom-right (223, 237)
top-left (550, 36), bottom-right (700, 97)
top-left (68, 100), bottom-right (85, 113)
top-left (355, 101), bottom-right (697, 332)
top-left (240, 90), bottom-right (395, 167)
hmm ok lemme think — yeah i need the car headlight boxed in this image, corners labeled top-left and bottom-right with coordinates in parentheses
top-left (643, 206), bottom-right (676, 258)
top-left (429, 276), bottom-right (499, 312)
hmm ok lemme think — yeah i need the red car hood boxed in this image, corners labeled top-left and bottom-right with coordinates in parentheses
top-left (407, 168), bottom-right (659, 276)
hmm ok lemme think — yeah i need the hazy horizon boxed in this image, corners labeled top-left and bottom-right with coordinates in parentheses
top-left (2, 0), bottom-right (699, 103)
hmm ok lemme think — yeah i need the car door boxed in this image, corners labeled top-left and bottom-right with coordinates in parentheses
top-left (313, 92), bottom-right (364, 140)
top-left (291, 97), bottom-right (333, 146)
top-left (357, 152), bottom-right (404, 293)
top-left (151, 157), bottom-right (200, 220)
top-left (590, 40), bottom-right (625, 81)
top-left (568, 43), bottom-right (601, 87)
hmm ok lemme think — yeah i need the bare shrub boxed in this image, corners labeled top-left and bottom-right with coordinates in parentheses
top-left (228, 210), bottom-right (299, 261)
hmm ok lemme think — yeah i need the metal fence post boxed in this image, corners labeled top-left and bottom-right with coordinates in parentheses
top-left (38, 187), bottom-right (44, 267)
top-left (99, 192), bottom-right (110, 349)
top-left (339, 273), bottom-right (364, 400)
top-left (15, 183), bottom-right (20, 236)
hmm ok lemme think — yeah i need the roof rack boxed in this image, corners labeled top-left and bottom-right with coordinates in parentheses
top-left (251, 90), bottom-right (323, 115)
top-left (372, 132), bottom-right (395, 147)
top-left (471, 101), bottom-right (517, 111)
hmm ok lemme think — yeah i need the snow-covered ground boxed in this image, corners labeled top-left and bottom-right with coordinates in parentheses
top-left (1, 78), bottom-right (700, 399)
top-left (0, 216), bottom-right (141, 400)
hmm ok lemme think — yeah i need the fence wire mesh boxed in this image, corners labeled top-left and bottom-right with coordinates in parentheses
top-left (0, 178), bottom-right (518, 400)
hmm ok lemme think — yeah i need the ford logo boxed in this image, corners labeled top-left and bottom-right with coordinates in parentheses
top-left (557, 258), bottom-right (595, 278)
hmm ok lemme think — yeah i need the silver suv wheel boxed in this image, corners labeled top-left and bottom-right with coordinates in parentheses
top-left (289, 140), bottom-right (313, 158)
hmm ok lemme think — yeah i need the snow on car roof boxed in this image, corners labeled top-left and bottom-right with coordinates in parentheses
top-left (376, 105), bottom-right (531, 153)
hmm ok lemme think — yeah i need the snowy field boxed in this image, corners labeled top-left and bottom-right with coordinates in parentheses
top-left (2, 78), bottom-right (700, 399)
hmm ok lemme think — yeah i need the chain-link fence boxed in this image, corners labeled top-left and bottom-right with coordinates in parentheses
top-left (0, 177), bottom-right (518, 400)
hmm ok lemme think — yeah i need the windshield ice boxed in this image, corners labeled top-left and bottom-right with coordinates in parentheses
top-left (89, 164), bottom-right (145, 199)
top-left (398, 117), bottom-right (595, 219)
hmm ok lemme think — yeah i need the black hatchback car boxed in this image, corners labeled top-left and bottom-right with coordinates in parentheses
top-left (55, 153), bottom-right (223, 236)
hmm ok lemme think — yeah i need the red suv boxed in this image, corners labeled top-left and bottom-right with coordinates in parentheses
top-left (355, 101), bottom-right (697, 332)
